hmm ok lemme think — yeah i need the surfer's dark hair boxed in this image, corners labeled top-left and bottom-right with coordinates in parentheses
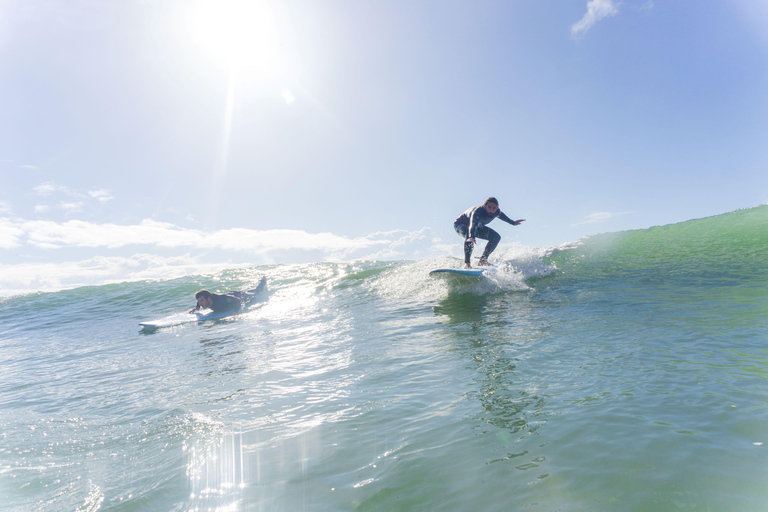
top-left (195, 290), bottom-right (212, 300)
top-left (484, 197), bottom-right (499, 206)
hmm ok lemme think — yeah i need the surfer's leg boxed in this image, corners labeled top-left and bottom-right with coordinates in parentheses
top-left (240, 278), bottom-right (267, 306)
top-left (245, 277), bottom-right (267, 296)
top-left (477, 227), bottom-right (500, 263)
top-left (236, 290), bottom-right (255, 306)
top-left (226, 291), bottom-right (248, 311)
top-left (454, 223), bottom-right (474, 265)
top-left (463, 239), bottom-right (474, 265)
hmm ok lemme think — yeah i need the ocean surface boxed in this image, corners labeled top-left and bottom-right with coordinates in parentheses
top-left (2, 206), bottom-right (767, 511)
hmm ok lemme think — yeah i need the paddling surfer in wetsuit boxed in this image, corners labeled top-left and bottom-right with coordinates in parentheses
top-left (189, 290), bottom-right (246, 314)
top-left (189, 277), bottom-right (267, 314)
top-left (454, 197), bottom-right (525, 269)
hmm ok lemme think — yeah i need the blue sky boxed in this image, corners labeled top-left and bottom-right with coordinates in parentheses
top-left (1, 0), bottom-right (767, 293)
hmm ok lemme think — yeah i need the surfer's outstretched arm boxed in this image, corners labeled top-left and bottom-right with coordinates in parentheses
top-left (498, 211), bottom-right (525, 226)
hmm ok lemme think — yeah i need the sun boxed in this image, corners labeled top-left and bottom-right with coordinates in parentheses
top-left (187, 0), bottom-right (280, 77)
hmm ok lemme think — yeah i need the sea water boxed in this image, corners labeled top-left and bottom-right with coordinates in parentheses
top-left (1, 206), bottom-right (767, 511)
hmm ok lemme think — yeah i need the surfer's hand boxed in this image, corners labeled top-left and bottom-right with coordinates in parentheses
top-left (469, 237), bottom-right (476, 245)
top-left (189, 307), bottom-right (198, 313)
top-left (513, 219), bottom-right (526, 226)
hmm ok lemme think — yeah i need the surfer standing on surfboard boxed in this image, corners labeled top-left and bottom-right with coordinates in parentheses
top-left (454, 197), bottom-right (525, 269)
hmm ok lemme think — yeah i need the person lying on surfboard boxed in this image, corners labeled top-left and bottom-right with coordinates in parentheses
top-left (454, 197), bottom-right (525, 269)
top-left (188, 278), bottom-right (267, 314)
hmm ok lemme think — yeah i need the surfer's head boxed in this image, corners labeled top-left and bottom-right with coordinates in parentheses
top-left (195, 290), bottom-right (213, 309)
top-left (484, 197), bottom-right (499, 214)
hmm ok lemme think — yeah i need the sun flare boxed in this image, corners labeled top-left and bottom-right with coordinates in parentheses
top-left (188, 0), bottom-right (280, 76)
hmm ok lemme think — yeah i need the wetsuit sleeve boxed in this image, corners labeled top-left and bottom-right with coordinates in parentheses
top-left (498, 210), bottom-right (516, 225)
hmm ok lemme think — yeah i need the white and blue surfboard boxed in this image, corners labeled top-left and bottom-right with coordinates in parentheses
top-left (428, 268), bottom-right (486, 278)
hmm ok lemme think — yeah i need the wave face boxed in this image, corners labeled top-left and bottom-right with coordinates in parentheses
top-left (549, 204), bottom-right (768, 280)
top-left (1, 206), bottom-right (767, 511)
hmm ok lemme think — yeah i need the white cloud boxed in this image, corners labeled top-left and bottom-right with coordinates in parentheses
top-left (571, 0), bottom-right (618, 38)
top-left (573, 211), bottom-right (633, 225)
top-left (639, 1), bottom-right (654, 14)
top-left (33, 181), bottom-right (83, 198)
top-left (32, 182), bottom-right (114, 210)
top-left (0, 218), bottom-right (24, 249)
top-left (89, 189), bottom-right (114, 203)
top-left (0, 201), bottom-right (11, 214)
top-left (33, 181), bottom-right (59, 196)
top-left (281, 89), bottom-right (295, 104)
top-left (60, 201), bottom-right (85, 214)
top-left (20, 164), bottom-right (39, 170)
top-left (34, 204), bottom-right (49, 213)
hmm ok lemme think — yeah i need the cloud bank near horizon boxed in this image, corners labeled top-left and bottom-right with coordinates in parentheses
top-left (0, 217), bottom-right (437, 256)
top-left (0, 254), bottom-right (249, 297)
top-left (0, 216), bottom-right (450, 295)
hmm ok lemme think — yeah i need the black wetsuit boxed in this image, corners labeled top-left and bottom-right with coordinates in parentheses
top-left (193, 277), bottom-right (267, 314)
top-left (199, 292), bottom-right (246, 314)
top-left (454, 206), bottom-right (517, 264)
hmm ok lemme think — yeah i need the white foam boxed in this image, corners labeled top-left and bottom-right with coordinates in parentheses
top-left (372, 242), bottom-right (561, 301)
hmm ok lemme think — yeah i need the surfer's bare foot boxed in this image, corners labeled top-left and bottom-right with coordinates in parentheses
top-left (463, 263), bottom-right (472, 269)
top-left (478, 259), bottom-right (493, 267)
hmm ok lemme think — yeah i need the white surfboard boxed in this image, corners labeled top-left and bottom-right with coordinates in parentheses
top-left (428, 268), bottom-right (486, 278)
top-left (139, 310), bottom-right (237, 329)
top-left (139, 277), bottom-right (268, 330)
